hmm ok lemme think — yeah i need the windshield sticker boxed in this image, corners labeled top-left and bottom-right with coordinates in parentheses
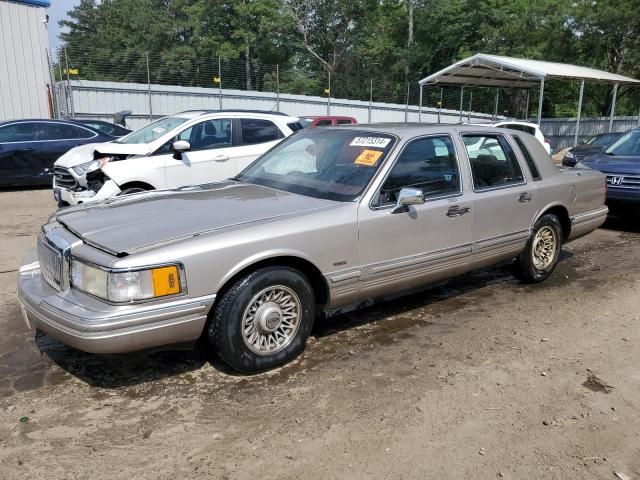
top-left (354, 149), bottom-right (384, 166)
top-left (350, 137), bottom-right (391, 148)
top-left (152, 127), bottom-right (166, 134)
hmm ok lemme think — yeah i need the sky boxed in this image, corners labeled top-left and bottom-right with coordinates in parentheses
top-left (47, 0), bottom-right (80, 51)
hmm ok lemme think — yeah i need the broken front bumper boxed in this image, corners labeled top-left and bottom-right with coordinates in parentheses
top-left (17, 250), bottom-right (215, 354)
top-left (55, 179), bottom-right (122, 207)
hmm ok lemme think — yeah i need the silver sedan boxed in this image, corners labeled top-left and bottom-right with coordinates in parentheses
top-left (18, 125), bottom-right (608, 372)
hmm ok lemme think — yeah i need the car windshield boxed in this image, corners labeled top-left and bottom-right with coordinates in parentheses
top-left (116, 116), bottom-right (189, 144)
top-left (605, 130), bottom-right (640, 156)
top-left (300, 118), bottom-right (315, 128)
top-left (589, 134), bottom-right (617, 146)
top-left (236, 129), bottom-right (396, 201)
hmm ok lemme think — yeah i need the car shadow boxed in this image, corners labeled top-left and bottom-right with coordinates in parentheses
top-left (39, 253), bottom-right (575, 389)
top-left (601, 215), bottom-right (640, 234)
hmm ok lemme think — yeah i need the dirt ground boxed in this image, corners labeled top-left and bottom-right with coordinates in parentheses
top-left (0, 188), bottom-right (639, 480)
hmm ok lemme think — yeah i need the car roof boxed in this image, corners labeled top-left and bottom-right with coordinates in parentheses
top-left (321, 123), bottom-right (540, 138)
top-left (0, 118), bottom-right (107, 134)
top-left (302, 115), bottom-right (356, 120)
top-left (493, 120), bottom-right (540, 128)
top-left (175, 109), bottom-right (296, 119)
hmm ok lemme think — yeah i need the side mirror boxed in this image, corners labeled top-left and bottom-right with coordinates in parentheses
top-left (391, 187), bottom-right (424, 214)
top-left (172, 140), bottom-right (191, 159)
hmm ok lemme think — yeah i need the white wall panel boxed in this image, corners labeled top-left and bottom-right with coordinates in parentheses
top-left (0, 1), bottom-right (50, 120)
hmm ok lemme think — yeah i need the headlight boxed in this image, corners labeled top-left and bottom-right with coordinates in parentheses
top-left (72, 158), bottom-right (110, 176)
top-left (70, 259), bottom-right (183, 303)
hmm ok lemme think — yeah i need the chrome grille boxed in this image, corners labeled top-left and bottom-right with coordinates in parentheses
top-left (606, 174), bottom-right (640, 190)
top-left (54, 167), bottom-right (77, 188)
top-left (37, 235), bottom-right (63, 291)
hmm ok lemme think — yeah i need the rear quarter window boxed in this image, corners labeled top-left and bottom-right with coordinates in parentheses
top-left (513, 135), bottom-right (541, 181)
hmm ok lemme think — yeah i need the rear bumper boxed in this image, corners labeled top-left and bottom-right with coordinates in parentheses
top-left (17, 250), bottom-right (215, 354)
top-left (568, 205), bottom-right (608, 242)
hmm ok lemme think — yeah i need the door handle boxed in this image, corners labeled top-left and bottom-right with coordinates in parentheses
top-left (519, 192), bottom-right (532, 203)
top-left (214, 154), bottom-right (229, 162)
top-left (446, 205), bottom-right (471, 218)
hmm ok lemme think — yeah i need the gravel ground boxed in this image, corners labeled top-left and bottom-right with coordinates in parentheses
top-left (0, 188), bottom-right (639, 480)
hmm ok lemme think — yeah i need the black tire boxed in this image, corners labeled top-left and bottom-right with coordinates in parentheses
top-left (119, 187), bottom-right (148, 195)
top-left (514, 214), bottom-right (563, 283)
top-left (209, 266), bottom-right (315, 373)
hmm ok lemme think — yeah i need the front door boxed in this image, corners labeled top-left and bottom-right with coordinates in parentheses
top-left (357, 135), bottom-right (474, 300)
top-left (164, 118), bottom-right (236, 188)
top-left (460, 133), bottom-right (539, 267)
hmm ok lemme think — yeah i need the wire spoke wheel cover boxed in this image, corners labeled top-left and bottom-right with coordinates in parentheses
top-left (241, 285), bottom-right (302, 356)
top-left (532, 225), bottom-right (557, 270)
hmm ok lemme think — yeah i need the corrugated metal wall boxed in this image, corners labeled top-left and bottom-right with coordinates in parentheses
top-left (58, 80), bottom-right (498, 130)
top-left (0, 1), bottom-right (50, 121)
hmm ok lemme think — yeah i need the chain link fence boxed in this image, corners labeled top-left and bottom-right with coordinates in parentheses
top-left (48, 46), bottom-right (640, 151)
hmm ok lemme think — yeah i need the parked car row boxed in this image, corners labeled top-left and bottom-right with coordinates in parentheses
top-left (18, 123), bottom-right (609, 373)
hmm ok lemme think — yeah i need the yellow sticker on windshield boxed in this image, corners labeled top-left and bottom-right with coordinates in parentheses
top-left (354, 149), bottom-right (383, 166)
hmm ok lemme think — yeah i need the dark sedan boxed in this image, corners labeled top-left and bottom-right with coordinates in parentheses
top-left (579, 128), bottom-right (640, 212)
top-left (0, 119), bottom-right (116, 187)
top-left (563, 132), bottom-right (623, 167)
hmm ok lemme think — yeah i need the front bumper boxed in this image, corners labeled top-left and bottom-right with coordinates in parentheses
top-left (55, 179), bottom-right (122, 207)
top-left (606, 187), bottom-right (640, 209)
top-left (17, 250), bottom-right (215, 354)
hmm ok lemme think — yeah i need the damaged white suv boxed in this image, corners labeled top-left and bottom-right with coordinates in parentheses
top-left (53, 110), bottom-right (302, 207)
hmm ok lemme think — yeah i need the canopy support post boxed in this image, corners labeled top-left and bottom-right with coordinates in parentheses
top-left (459, 86), bottom-right (464, 123)
top-left (438, 88), bottom-right (442, 123)
top-left (574, 79), bottom-right (585, 147)
top-left (493, 90), bottom-right (499, 120)
top-left (418, 84), bottom-right (423, 123)
top-left (537, 78), bottom-right (545, 125)
top-left (525, 90), bottom-right (530, 119)
top-left (609, 83), bottom-right (618, 132)
top-left (468, 91), bottom-right (472, 122)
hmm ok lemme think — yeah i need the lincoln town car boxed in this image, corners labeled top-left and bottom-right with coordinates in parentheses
top-left (18, 125), bottom-right (608, 373)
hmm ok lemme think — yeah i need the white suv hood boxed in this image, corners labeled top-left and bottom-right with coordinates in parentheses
top-left (54, 142), bottom-right (154, 168)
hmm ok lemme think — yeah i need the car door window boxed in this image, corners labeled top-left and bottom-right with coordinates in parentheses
top-left (377, 136), bottom-right (460, 206)
top-left (463, 134), bottom-right (524, 190)
top-left (240, 119), bottom-right (283, 145)
top-left (37, 123), bottom-right (94, 141)
top-left (178, 119), bottom-right (232, 151)
top-left (314, 119), bottom-right (333, 127)
top-left (336, 119), bottom-right (353, 125)
top-left (0, 123), bottom-right (38, 142)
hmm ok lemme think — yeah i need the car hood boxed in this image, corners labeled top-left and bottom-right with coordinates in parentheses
top-left (569, 145), bottom-right (605, 155)
top-left (54, 182), bottom-right (338, 255)
top-left (579, 154), bottom-right (640, 175)
top-left (54, 142), bottom-right (153, 168)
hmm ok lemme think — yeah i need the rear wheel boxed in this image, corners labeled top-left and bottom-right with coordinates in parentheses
top-left (209, 266), bottom-right (315, 373)
top-left (514, 214), bottom-right (562, 283)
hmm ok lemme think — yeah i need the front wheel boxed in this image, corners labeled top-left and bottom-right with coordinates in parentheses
top-left (209, 266), bottom-right (315, 373)
top-left (514, 214), bottom-right (562, 283)
top-left (119, 187), bottom-right (148, 195)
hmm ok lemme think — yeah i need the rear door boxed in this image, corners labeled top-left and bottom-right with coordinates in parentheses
top-left (38, 122), bottom-right (99, 171)
top-left (0, 122), bottom-right (41, 186)
top-left (234, 118), bottom-right (285, 171)
top-left (357, 135), bottom-right (473, 300)
top-left (461, 133), bottom-right (538, 266)
top-left (164, 118), bottom-right (235, 187)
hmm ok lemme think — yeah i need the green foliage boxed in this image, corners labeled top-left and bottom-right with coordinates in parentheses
top-left (57, 0), bottom-right (640, 115)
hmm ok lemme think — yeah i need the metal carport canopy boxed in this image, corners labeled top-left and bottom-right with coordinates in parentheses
top-left (418, 53), bottom-right (640, 88)
top-left (416, 53), bottom-right (640, 140)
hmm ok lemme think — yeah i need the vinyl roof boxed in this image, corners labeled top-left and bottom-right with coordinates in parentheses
top-left (419, 54), bottom-right (640, 88)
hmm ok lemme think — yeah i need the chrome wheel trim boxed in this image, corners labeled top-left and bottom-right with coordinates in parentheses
top-left (532, 226), bottom-right (557, 270)
top-left (241, 285), bottom-right (302, 356)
